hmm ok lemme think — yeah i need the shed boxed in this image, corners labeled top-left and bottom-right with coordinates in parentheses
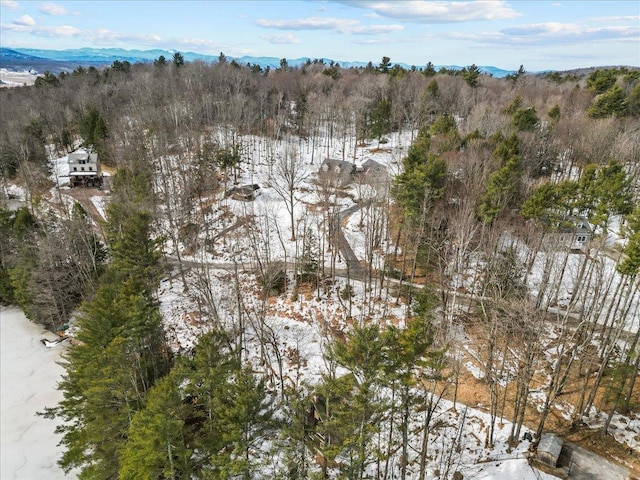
top-left (226, 184), bottom-right (261, 201)
top-left (537, 433), bottom-right (563, 468)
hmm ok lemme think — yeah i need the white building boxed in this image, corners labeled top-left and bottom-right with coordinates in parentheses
top-left (68, 148), bottom-right (102, 187)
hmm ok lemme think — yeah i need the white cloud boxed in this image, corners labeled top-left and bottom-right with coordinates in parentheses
top-left (256, 16), bottom-right (402, 35)
top-left (2, 23), bottom-right (81, 37)
top-left (502, 21), bottom-right (639, 42)
top-left (337, 0), bottom-right (520, 23)
top-left (0, 0), bottom-right (19, 9)
top-left (352, 36), bottom-right (401, 45)
top-left (13, 14), bottom-right (34, 26)
top-left (587, 15), bottom-right (640, 24)
top-left (39, 2), bottom-right (69, 15)
top-left (91, 28), bottom-right (162, 44)
top-left (257, 17), bottom-right (358, 30)
top-left (449, 21), bottom-right (640, 47)
top-left (261, 33), bottom-right (301, 44)
top-left (350, 24), bottom-right (403, 34)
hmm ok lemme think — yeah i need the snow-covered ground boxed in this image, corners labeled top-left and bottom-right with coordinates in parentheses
top-left (172, 130), bottom-right (408, 265)
top-left (0, 307), bottom-right (77, 480)
top-left (0, 68), bottom-right (38, 87)
top-left (4, 125), bottom-right (637, 478)
top-left (156, 265), bottom-right (565, 479)
top-left (583, 407), bottom-right (640, 453)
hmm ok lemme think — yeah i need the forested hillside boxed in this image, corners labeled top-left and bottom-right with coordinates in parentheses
top-left (1, 57), bottom-right (639, 479)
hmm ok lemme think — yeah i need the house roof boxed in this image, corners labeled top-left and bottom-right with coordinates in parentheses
top-left (362, 158), bottom-right (382, 167)
top-left (557, 216), bottom-right (592, 234)
top-left (320, 159), bottom-right (354, 171)
top-left (538, 433), bottom-right (563, 457)
top-left (69, 148), bottom-right (98, 162)
top-left (361, 158), bottom-right (386, 173)
top-left (69, 171), bottom-right (100, 176)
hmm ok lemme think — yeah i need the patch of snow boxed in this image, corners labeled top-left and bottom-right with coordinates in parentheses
top-left (583, 407), bottom-right (640, 454)
top-left (2, 183), bottom-right (26, 201)
top-left (90, 196), bottom-right (108, 221)
top-left (465, 361), bottom-right (485, 380)
top-left (49, 153), bottom-right (70, 187)
top-left (468, 458), bottom-right (559, 480)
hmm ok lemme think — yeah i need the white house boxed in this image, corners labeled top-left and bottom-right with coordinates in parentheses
top-left (68, 147), bottom-right (102, 187)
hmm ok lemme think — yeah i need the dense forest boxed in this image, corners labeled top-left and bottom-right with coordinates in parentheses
top-left (1, 55), bottom-right (639, 479)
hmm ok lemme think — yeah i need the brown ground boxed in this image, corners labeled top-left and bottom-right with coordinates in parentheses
top-left (448, 327), bottom-right (640, 478)
top-left (62, 186), bottom-right (107, 224)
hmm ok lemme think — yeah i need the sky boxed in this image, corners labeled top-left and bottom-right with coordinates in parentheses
top-left (0, 0), bottom-right (638, 71)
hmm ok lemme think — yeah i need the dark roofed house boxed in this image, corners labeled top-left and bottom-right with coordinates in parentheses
top-left (542, 216), bottom-right (593, 252)
top-left (360, 158), bottom-right (387, 184)
top-left (318, 159), bottom-right (356, 187)
top-left (558, 216), bottom-right (593, 251)
top-left (570, 217), bottom-right (592, 250)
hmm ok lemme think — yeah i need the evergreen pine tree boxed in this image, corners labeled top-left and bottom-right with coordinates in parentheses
top-left (45, 168), bottom-right (172, 478)
top-left (393, 129), bottom-right (447, 218)
top-left (587, 85), bottom-right (628, 118)
top-left (617, 204), bottom-right (640, 276)
top-left (478, 134), bottom-right (522, 224)
top-left (322, 324), bottom-right (387, 479)
top-left (121, 368), bottom-right (194, 480)
top-left (184, 331), bottom-right (273, 478)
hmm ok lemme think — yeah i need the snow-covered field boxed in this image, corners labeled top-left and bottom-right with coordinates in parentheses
top-left (0, 68), bottom-right (38, 87)
top-left (0, 307), bottom-right (77, 480)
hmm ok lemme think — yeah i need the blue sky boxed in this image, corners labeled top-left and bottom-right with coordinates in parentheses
top-left (1, 0), bottom-right (638, 70)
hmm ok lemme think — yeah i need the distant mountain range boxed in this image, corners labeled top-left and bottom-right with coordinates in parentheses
top-left (1, 47), bottom-right (518, 77)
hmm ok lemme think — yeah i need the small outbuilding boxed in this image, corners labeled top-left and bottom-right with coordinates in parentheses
top-left (537, 433), bottom-right (563, 468)
top-left (225, 184), bottom-right (261, 201)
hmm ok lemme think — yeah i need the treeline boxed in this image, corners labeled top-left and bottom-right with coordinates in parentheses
top-left (0, 202), bottom-right (105, 329)
top-left (1, 56), bottom-right (638, 179)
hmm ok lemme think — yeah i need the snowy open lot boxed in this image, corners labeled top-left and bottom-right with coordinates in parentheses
top-left (0, 68), bottom-right (38, 88)
top-left (0, 307), bottom-right (77, 480)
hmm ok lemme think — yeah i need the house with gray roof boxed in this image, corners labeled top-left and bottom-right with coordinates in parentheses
top-left (318, 159), bottom-right (356, 187)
